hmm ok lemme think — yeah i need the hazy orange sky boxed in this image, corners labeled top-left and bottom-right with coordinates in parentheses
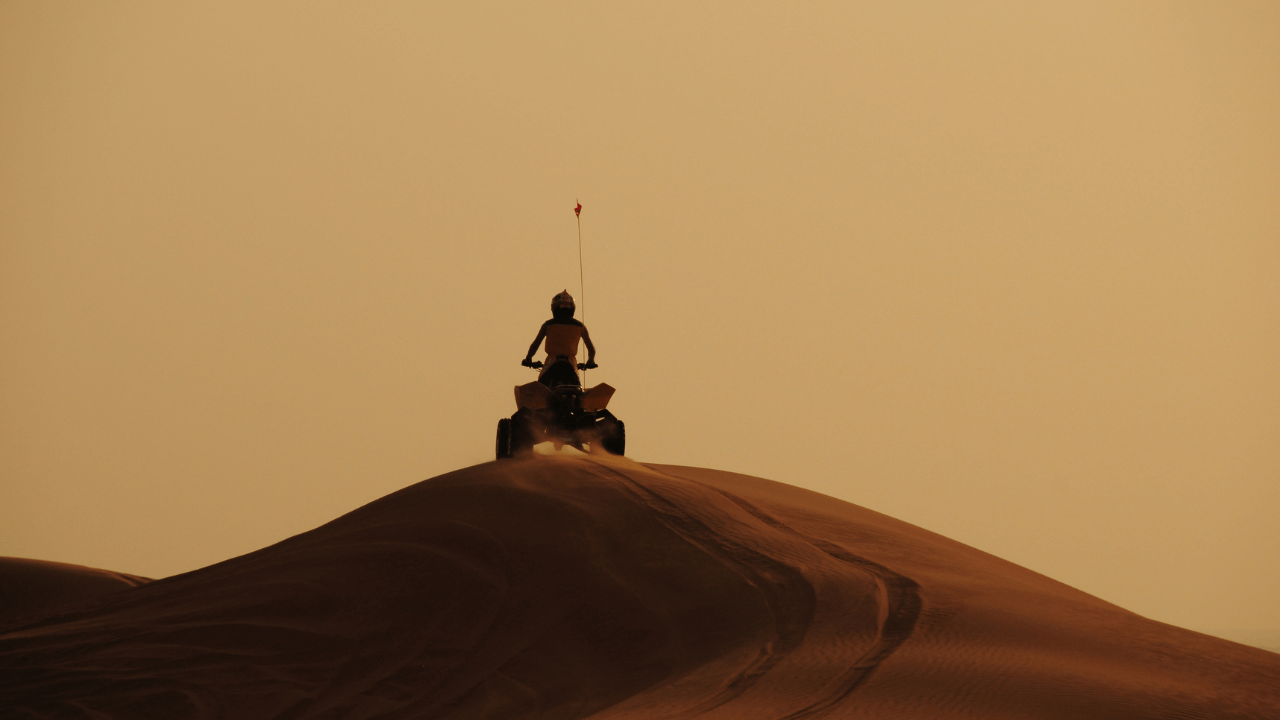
top-left (2, 3), bottom-right (1277, 642)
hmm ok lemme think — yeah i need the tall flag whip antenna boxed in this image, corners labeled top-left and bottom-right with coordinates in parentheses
top-left (574, 200), bottom-right (585, 383)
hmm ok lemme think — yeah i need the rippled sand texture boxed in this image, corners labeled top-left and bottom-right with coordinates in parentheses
top-left (2, 457), bottom-right (1277, 718)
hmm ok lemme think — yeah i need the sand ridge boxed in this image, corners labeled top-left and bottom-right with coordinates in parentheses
top-left (0, 557), bottom-right (151, 629)
top-left (1, 456), bottom-right (1277, 718)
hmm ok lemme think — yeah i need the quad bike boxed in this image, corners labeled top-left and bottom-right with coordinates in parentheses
top-left (496, 356), bottom-right (625, 459)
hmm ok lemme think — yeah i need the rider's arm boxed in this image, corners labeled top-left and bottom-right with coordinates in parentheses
top-left (524, 323), bottom-right (548, 363)
top-left (582, 326), bottom-right (596, 365)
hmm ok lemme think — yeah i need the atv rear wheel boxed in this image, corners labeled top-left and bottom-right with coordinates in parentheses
top-left (600, 420), bottom-right (625, 456)
top-left (509, 411), bottom-right (536, 456)
top-left (495, 418), bottom-right (513, 460)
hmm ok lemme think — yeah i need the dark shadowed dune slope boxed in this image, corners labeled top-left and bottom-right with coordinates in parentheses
top-left (1, 457), bottom-right (1277, 719)
top-left (0, 558), bottom-right (150, 629)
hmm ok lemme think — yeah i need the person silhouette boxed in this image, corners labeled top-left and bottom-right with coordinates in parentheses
top-left (521, 290), bottom-right (596, 389)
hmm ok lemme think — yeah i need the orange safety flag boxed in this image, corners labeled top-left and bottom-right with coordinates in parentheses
top-left (574, 202), bottom-right (582, 217)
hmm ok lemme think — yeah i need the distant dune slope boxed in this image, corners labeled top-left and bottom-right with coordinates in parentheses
top-left (0, 557), bottom-right (150, 628)
top-left (1, 457), bottom-right (1276, 719)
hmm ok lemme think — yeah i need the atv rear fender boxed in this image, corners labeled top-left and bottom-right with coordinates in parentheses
top-left (514, 382), bottom-right (615, 411)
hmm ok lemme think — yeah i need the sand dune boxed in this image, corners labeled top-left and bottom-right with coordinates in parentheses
top-left (2, 457), bottom-right (1276, 718)
top-left (0, 557), bottom-right (150, 629)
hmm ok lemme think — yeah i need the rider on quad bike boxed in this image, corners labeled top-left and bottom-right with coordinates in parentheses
top-left (497, 290), bottom-right (624, 458)
top-left (521, 290), bottom-right (596, 387)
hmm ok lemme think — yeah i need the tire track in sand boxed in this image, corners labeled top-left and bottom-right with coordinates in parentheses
top-left (701, 486), bottom-right (921, 719)
top-left (634, 463), bottom-right (922, 719)
top-left (582, 461), bottom-right (818, 712)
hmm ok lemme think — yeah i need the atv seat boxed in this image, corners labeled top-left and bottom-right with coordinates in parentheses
top-left (539, 356), bottom-right (581, 390)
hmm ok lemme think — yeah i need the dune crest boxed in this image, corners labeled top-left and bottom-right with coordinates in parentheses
top-left (2, 458), bottom-right (1277, 718)
top-left (0, 557), bottom-right (150, 628)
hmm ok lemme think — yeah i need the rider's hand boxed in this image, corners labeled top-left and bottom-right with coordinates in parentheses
top-left (521, 358), bottom-right (533, 368)
top-left (579, 361), bottom-right (598, 370)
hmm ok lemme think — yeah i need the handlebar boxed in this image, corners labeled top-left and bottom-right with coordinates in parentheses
top-left (522, 359), bottom-right (598, 371)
